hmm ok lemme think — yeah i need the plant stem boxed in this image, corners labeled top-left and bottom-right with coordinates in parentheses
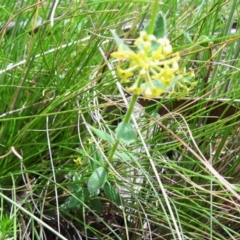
top-left (148, 0), bottom-right (159, 35)
top-left (122, 94), bottom-right (139, 124)
top-left (107, 94), bottom-right (139, 164)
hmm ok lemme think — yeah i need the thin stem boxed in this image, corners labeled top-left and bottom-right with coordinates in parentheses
top-left (122, 94), bottom-right (139, 124)
top-left (107, 139), bottom-right (120, 164)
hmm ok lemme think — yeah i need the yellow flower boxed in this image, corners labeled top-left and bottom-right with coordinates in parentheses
top-left (117, 66), bottom-right (134, 82)
top-left (135, 31), bottom-right (156, 46)
top-left (157, 38), bottom-right (172, 55)
top-left (111, 31), bottom-right (196, 99)
top-left (190, 81), bottom-right (198, 88)
top-left (74, 157), bottom-right (82, 166)
top-left (172, 61), bottom-right (179, 70)
top-left (111, 45), bottom-right (138, 61)
top-left (111, 45), bottom-right (127, 60)
top-left (151, 46), bottom-right (165, 60)
top-left (144, 86), bottom-right (165, 98)
top-left (151, 64), bottom-right (177, 87)
top-left (127, 83), bottom-right (144, 95)
top-left (87, 138), bottom-right (94, 144)
top-left (144, 87), bottom-right (154, 98)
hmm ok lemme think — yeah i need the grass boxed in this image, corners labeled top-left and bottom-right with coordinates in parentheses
top-left (0, 0), bottom-right (240, 239)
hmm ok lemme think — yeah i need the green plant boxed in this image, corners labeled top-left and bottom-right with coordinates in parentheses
top-left (0, 0), bottom-right (240, 239)
top-left (0, 215), bottom-right (13, 240)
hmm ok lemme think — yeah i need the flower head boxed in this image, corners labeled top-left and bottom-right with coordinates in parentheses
top-left (111, 31), bottom-right (196, 99)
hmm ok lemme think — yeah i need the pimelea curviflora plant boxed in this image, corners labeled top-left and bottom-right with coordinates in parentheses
top-left (111, 21), bottom-right (196, 99)
top-left (85, 7), bottom-right (197, 217)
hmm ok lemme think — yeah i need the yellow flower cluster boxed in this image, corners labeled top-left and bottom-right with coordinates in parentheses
top-left (111, 31), bottom-right (195, 98)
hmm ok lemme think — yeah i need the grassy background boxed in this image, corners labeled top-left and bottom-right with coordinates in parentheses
top-left (0, 0), bottom-right (240, 239)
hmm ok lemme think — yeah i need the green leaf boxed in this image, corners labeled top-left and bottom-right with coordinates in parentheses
top-left (116, 122), bottom-right (137, 144)
top-left (103, 182), bottom-right (121, 205)
top-left (89, 145), bottom-right (104, 170)
top-left (181, 29), bottom-right (193, 43)
top-left (68, 182), bottom-right (82, 193)
top-left (196, 35), bottom-right (210, 47)
top-left (63, 188), bottom-right (89, 210)
top-left (89, 198), bottom-right (103, 214)
top-left (141, 79), bottom-right (165, 89)
top-left (110, 29), bottom-right (133, 52)
top-left (150, 41), bottom-right (161, 52)
top-left (88, 125), bottom-right (114, 143)
top-left (88, 167), bottom-right (108, 193)
top-left (113, 151), bottom-right (136, 161)
top-left (145, 12), bottom-right (166, 39)
top-left (153, 12), bottom-right (166, 38)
